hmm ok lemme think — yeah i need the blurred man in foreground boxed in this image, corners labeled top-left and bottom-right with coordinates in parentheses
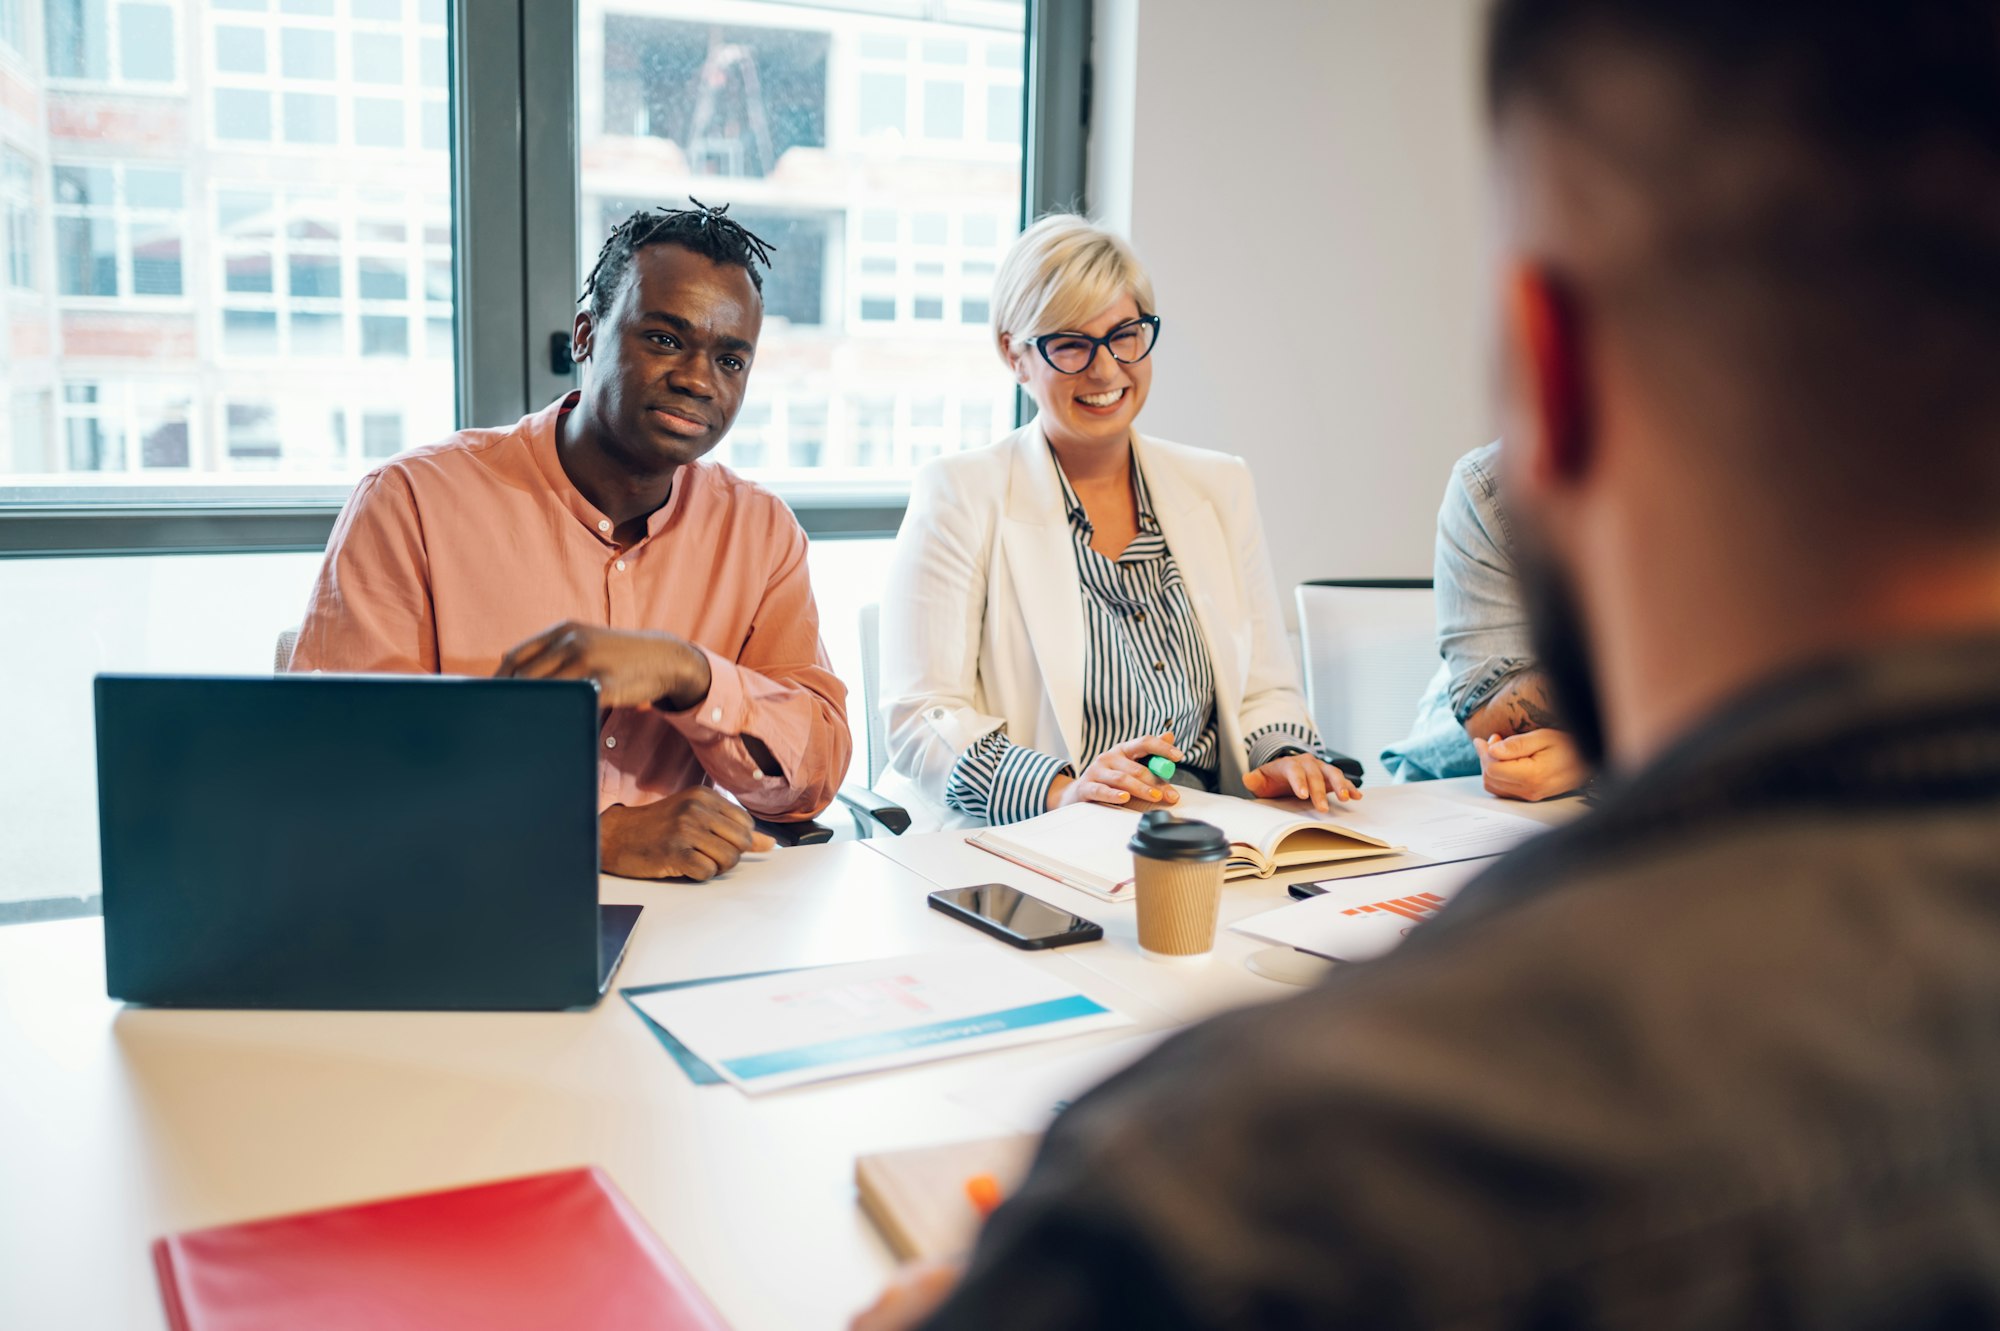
top-left (857, 0), bottom-right (2000, 1325)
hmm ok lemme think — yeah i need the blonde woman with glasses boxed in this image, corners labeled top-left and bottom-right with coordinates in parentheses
top-left (880, 214), bottom-right (1358, 827)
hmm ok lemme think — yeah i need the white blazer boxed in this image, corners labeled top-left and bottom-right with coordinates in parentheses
top-left (880, 420), bottom-right (1316, 827)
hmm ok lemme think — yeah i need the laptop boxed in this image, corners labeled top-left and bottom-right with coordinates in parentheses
top-left (94, 674), bottom-right (640, 1010)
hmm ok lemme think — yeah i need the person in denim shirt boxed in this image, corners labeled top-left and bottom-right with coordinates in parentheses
top-left (1381, 441), bottom-right (1588, 801)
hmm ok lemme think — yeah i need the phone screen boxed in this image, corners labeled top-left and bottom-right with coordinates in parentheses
top-left (928, 884), bottom-right (1101, 948)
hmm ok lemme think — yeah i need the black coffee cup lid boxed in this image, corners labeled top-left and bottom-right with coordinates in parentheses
top-left (1126, 809), bottom-right (1230, 862)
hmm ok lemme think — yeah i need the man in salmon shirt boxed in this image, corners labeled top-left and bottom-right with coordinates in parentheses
top-left (292, 202), bottom-right (851, 881)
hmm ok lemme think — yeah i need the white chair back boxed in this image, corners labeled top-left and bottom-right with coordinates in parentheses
top-left (859, 602), bottom-right (887, 788)
top-left (1294, 581), bottom-right (1439, 785)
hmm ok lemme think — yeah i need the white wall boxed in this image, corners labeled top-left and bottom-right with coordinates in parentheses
top-left (1091, 0), bottom-right (1495, 595)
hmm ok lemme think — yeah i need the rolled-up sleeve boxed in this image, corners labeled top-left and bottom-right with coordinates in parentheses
top-left (657, 521), bottom-right (850, 820)
top-left (1435, 445), bottom-right (1534, 723)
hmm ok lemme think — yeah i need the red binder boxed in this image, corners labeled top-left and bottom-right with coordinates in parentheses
top-left (153, 1167), bottom-right (729, 1330)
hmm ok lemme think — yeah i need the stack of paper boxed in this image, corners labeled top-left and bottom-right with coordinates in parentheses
top-left (624, 948), bottom-right (1131, 1095)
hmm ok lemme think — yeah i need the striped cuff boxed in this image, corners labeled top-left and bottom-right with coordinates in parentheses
top-left (1245, 722), bottom-right (1321, 771)
top-left (944, 729), bottom-right (1074, 826)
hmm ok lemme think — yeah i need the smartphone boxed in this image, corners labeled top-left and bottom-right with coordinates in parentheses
top-left (927, 884), bottom-right (1103, 950)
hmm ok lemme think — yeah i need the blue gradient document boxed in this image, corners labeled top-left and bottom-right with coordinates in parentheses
top-left (625, 948), bottom-right (1133, 1094)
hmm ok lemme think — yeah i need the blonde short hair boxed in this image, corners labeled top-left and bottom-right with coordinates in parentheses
top-left (990, 214), bottom-right (1156, 364)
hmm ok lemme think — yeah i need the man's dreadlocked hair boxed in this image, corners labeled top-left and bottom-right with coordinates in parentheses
top-left (579, 198), bottom-right (776, 320)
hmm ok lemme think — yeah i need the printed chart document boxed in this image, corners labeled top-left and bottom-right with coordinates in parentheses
top-left (966, 790), bottom-right (1402, 901)
top-left (1230, 861), bottom-right (1492, 962)
top-left (1317, 787), bottom-right (1549, 863)
top-left (625, 948), bottom-right (1131, 1094)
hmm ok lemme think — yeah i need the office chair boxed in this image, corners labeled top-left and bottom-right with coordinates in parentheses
top-left (833, 602), bottom-right (914, 836)
top-left (273, 628), bottom-right (839, 847)
top-left (1294, 580), bottom-right (1440, 786)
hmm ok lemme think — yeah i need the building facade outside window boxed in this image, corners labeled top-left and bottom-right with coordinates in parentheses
top-left (46, 0), bottom-right (181, 87)
top-left (0, 0), bottom-right (456, 482)
top-left (580, 0), bottom-right (1027, 485)
top-left (3, 148), bottom-right (35, 290)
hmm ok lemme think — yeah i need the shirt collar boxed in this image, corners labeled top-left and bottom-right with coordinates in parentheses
top-left (531, 390), bottom-right (695, 546)
top-left (1051, 445), bottom-right (1160, 536)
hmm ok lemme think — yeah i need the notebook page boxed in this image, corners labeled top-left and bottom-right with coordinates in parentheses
top-left (1170, 790), bottom-right (1391, 855)
top-left (969, 803), bottom-right (1147, 894)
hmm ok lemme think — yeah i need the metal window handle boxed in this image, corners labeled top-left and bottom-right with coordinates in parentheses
top-left (549, 332), bottom-right (575, 377)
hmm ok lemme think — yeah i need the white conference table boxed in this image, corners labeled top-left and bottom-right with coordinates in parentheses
top-left (0, 779), bottom-right (1573, 1331)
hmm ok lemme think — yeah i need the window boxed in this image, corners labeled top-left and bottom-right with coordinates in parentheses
top-left (602, 15), bottom-right (828, 178)
top-left (224, 400), bottom-right (278, 465)
top-left (0, 0), bottom-right (455, 489)
top-left (59, 381), bottom-right (196, 473)
top-left (47, 0), bottom-right (180, 86)
top-left (207, 1), bottom-right (447, 154)
top-left (3, 149), bottom-right (35, 290)
top-left (53, 163), bottom-right (185, 299)
top-left (0, 0), bottom-right (27, 54)
top-left (360, 409), bottom-right (403, 458)
top-left (580, 0), bottom-right (1027, 484)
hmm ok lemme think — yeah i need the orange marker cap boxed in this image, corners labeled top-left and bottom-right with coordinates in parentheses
top-left (964, 1173), bottom-right (1003, 1217)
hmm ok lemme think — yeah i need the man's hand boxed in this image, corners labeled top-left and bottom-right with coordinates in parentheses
top-left (1046, 732), bottom-right (1183, 811)
top-left (601, 789), bottom-right (775, 880)
top-left (1243, 753), bottom-right (1361, 812)
top-left (496, 621), bottom-right (713, 711)
top-left (850, 1261), bottom-right (962, 1331)
top-left (1474, 728), bottom-right (1588, 802)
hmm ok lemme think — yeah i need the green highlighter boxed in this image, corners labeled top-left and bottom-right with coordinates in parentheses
top-left (1146, 755), bottom-right (1177, 783)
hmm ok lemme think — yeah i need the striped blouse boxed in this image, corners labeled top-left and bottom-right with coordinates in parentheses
top-left (944, 453), bottom-right (1320, 825)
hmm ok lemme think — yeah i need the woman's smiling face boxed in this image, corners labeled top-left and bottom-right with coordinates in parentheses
top-left (1006, 292), bottom-right (1154, 453)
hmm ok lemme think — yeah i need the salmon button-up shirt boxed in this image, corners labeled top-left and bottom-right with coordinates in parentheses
top-left (290, 394), bottom-right (850, 820)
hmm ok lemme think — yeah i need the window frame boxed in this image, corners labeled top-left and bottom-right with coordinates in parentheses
top-left (0, 0), bottom-right (1091, 558)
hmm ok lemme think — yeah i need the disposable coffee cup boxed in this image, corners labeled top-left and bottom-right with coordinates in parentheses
top-left (1127, 810), bottom-right (1230, 958)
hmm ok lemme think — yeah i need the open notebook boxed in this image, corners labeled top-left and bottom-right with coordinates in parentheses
top-left (967, 789), bottom-right (1403, 901)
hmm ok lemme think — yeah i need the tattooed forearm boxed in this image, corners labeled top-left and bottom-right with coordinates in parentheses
top-left (1464, 671), bottom-right (1564, 740)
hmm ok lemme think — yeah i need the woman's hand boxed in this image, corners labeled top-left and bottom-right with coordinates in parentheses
top-left (1046, 732), bottom-right (1184, 811)
top-left (1243, 753), bottom-right (1361, 812)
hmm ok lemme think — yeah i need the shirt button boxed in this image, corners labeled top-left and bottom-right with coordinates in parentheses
top-left (597, 519), bottom-right (611, 533)
top-left (604, 735), bottom-right (617, 749)
top-left (614, 559), bottom-right (626, 571)
top-left (710, 706), bottom-right (723, 724)
top-left (1135, 612), bottom-right (1147, 623)
top-left (1153, 661), bottom-right (1166, 672)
